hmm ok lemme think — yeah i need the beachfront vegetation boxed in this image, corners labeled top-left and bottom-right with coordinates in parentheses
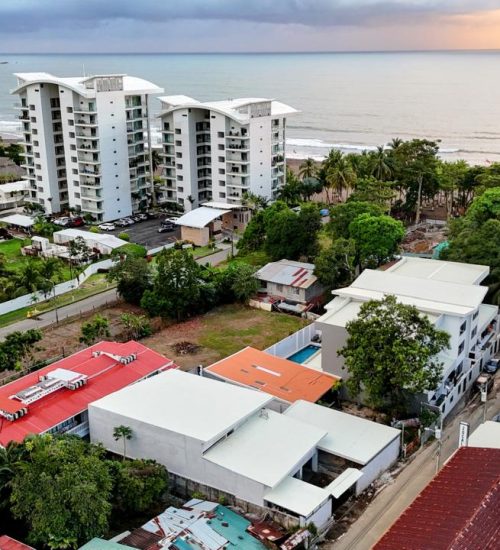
top-left (0, 434), bottom-right (168, 548)
top-left (339, 295), bottom-right (450, 415)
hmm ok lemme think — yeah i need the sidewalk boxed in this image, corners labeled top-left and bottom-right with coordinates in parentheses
top-left (326, 381), bottom-right (500, 550)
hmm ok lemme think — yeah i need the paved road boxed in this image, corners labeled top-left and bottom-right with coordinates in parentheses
top-left (326, 380), bottom-right (500, 550)
top-left (0, 245), bottom-right (234, 339)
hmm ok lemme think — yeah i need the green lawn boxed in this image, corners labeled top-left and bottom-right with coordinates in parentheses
top-left (198, 304), bottom-right (308, 358)
top-left (191, 245), bottom-right (220, 259)
top-left (0, 274), bottom-right (115, 328)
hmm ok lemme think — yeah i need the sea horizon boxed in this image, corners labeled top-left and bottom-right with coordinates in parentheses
top-left (1, 50), bottom-right (499, 165)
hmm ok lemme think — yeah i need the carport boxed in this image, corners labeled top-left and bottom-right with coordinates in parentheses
top-left (175, 206), bottom-right (230, 246)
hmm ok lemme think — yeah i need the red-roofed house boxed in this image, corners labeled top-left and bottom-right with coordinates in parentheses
top-left (374, 446), bottom-right (500, 550)
top-left (0, 535), bottom-right (35, 550)
top-left (0, 341), bottom-right (176, 447)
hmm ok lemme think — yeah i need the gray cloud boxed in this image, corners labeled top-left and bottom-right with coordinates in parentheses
top-left (0, 0), bottom-right (498, 34)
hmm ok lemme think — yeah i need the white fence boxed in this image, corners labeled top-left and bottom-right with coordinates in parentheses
top-left (0, 258), bottom-right (114, 316)
top-left (265, 323), bottom-right (320, 359)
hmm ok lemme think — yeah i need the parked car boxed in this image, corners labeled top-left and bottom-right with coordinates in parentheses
top-left (131, 215), bottom-right (142, 223)
top-left (158, 223), bottom-right (175, 233)
top-left (475, 373), bottom-right (494, 394)
top-left (115, 219), bottom-right (129, 227)
top-left (69, 216), bottom-right (85, 227)
top-left (122, 217), bottom-right (135, 225)
top-left (137, 213), bottom-right (148, 221)
top-left (483, 358), bottom-right (499, 374)
top-left (98, 223), bottom-right (115, 231)
top-left (53, 217), bottom-right (71, 227)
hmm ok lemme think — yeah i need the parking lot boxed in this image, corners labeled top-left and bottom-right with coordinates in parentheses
top-left (104, 216), bottom-right (181, 249)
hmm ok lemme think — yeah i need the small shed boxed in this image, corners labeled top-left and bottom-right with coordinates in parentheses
top-left (0, 213), bottom-right (35, 232)
top-left (174, 206), bottom-right (230, 246)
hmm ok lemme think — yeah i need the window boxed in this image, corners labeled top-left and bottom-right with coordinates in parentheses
top-left (176, 163), bottom-right (183, 170)
top-left (178, 186), bottom-right (184, 193)
top-left (218, 131), bottom-right (224, 138)
top-left (70, 144), bottom-right (76, 151)
top-left (471, 327), bottom-right (477, 339)
top-left (69, 132), bottom-right (75, 138)
top-left (71, 156), bottom-right (77, 162)
top-left (73, 181), bottom-right (79, 186)
top-left (459, 321), bottom-right (467, 335)
top-left (219, 192), bottom-right (226, 198)
top-left (72, 169), bottom-right (78, 175)
top-left (66, 107), bottom-right (73, 113)
top-left (176, 152), bottom-right (182, 158)
top-left (277, 284), bottom-right (283, 292)
top-left (29, 104), bottom-right (35, 110)
top-left (218, 156), bottom-right (225, 163)
top-left (74, 192), bottom-right (80, 198)
top-left (175, 140), bottom-right (182, 147)
top-left (178, 175), bottom-right (183, 181)
top-left (30, 117), bottom-right (37, 123)
top-left (218, 144), bottom-right (225, 150)
top-left (219, 180), bottom-right (225, 187)
top-left (458, 341), bottom-right (465, 355)
top-left (219, 168), bottom-right (225, 175)
top-left (175, 128), bottom-right (181, 134)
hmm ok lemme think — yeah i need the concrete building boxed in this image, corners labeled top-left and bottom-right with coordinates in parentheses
top-left (316, 257), bottom-right (499, 418)
top-left (53, 228), bottom-right (128, 255)
top-left (89, 370), bottom-right (400, 529)
top-left (0, 180), bottom-right (28, 210)
top-left (204, 346), bottom-right (340, 412)
top-left (12, 72), bottom-right (163, 221)
top-left (253, 259), bottom-right (324, 313)
top-left (467, 421), bottom-right (500, 449)
top-left (0, 341), bottom-right (175, 447)
top-left (158, 96), bottom-right (297, 211)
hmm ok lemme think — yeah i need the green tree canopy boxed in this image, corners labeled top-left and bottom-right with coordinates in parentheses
top-left (348, 213), bottom-right (405, 268)
top-left (328, 201), bottom-right (384, 239)
top-left (0, 329), bottom-right (42, 372)
top-left (107, 255), bottom-right (152, 306)
top-left (339, 295), bottom-right (450, 415)
top-left (10, 435), bottom-right (113, 548)
top-left (79, 314), bottom-right (110, 346)
top-left (314, 237), bottom-right (356, 291)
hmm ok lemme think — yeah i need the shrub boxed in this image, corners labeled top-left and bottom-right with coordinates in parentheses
top-left (113, 243), bottom-right (147, 258)
top-left (89, 226), bottom-right (100, 234)
top-left (118, 232), bottom-right (130, 241)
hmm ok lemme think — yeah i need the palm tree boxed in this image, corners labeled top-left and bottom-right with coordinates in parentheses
top-left (113, 425), bottom-right (133, 460)
top-left (389, 138), bottom-right (404, 150)
top-left (298, 157), bottom-right (317, 180)
top-left (371, 146), bottom-right (392, 181)
top-left (326, 155), bottom-right (357, 203)
top-left (0, 441), bottom-right (23, 505)
top-left (15, 262), bottom-right (42, 295)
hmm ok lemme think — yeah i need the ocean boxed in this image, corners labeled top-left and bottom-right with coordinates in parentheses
top-left (0, 52), bottom-right (499, 165)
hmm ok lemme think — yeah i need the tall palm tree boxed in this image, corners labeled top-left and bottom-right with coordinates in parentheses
top-left (371, 146), bottom-right (392, 181)
top-left (113, 425), bottom-right (133, 460)
top-left (389, 137), bottom-right (404, 150)
top-left (298, 157), bottom-right (317, 180)
top-left (0, 441), bottom-right (23, 505)
top-left (15, 262), bottom-right (42, 295)
top-left (326, 155), bottom-right (357, 203)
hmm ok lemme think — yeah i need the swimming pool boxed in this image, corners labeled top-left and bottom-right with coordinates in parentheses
top-left (287, 344), bottom-right (321, 364)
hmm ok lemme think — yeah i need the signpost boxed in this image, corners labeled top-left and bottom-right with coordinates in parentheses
top-left (458, 421), bottom-right (470, 448)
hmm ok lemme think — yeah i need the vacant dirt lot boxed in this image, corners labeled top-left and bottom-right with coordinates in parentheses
top-left (26, 303), bottom-right (308, 372)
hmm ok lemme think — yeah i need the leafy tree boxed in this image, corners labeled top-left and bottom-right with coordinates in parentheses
top-left (0, 329), bottom-right (42, 372)
top-left (348, 177), bottom-right (395, 210)
top-left (107, 255), bottom-right (152, 305)
top-left (112, 459), bottom-right (168, 514)
top-left (15, 262), bottom-right (43, 295)
top-left (314, 238), bottom-right (356, 291)
top-left (265, 208), bottom-right (302, 260)
top-left (436, 160), bottom-right (468, 219)
top-left (325, 152), bottom-right (356, 202)
top-left (370, 145), bottom-right (392, 181)
top-left (141, 248), bottom-right (202, 321)
top-left (9, 435), bottom-right (113, 548)
top-left (298, 157), bottom-right (317, 179)
top-left (38, 257), bottom-right (64, 297)
top-left (79, 314), bottom-right (110, 346)
top-left (225, 262), bottom-right (259, 303)
top-left (237, 210), bottom-right (266, 253)
top-left (32, 215), bottom-right (57, 237)
top-left (68, 237), bottom-right (92, 281)
top-left (277, 169), bottom-right (304, 206)
top-left (120, 313), bottom-right (152, 340)
top-left (113, 425), bottom-right (133, 460)
top-left (339, 296), bottom-right (450, 415)
top-left (328, 201), bottom-right (383, 239)
top-left (348, 213), bottom-right (405, 268)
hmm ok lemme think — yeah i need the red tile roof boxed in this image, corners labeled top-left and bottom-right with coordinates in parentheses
top-left (374, 446), bottom-right (500, 550)
top-left (0, 535), bottom-right (35, 550)
top-left (0, 341), bottom-right (176, 446)
top-left (205, 346), bottom-right (339, 404)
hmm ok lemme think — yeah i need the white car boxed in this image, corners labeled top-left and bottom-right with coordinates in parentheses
top-left (98, 223), bottom-right (115, 231)
top-left (122, 217), bottom-right (135, 225)
top-left (53, 217), bottom-right (71, 226)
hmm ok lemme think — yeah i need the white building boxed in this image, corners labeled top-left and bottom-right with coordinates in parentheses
top-left (467, 421), bottom-right (500, 449)
top-left (0, 180), bottom-right (29, 210)
top-left (89, 369), bottom-right (400, 529)
top-left (158, 96), bottom-right (297, 210)
top-left (317, 257), bottom-right (500, 419)
top-left (53, 228), bottom-right (128, 255)
top-left (12, 72), bottom-right (163, 222)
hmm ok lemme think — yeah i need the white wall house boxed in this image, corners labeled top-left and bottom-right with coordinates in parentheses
top-left (11, 72), bottom-right (163, 222)
top-left (316, 257), bottom-right (500, 419)
top-left (0, 180), bottom-right (28, 210)
top-left (158, 96), bottom-right (297, 211)
top-left (89, 370), bottom-right (400, 530)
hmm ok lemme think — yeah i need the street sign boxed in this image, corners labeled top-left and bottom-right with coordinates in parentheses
top-left (481, 388), bottom-right (487, 403)
top-left (458, 421), bottom-right (469, 447)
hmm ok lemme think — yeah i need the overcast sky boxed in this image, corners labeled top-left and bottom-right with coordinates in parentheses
top-left (1, 1), bottom-right (500, 53)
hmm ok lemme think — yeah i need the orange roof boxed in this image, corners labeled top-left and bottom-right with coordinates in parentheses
top-left (205, 347), bottom-right (339, 404)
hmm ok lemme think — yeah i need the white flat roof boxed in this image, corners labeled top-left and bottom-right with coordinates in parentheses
top-left (204, 409), bottom-right (327, 487)
top-left (284, 400), bottom-right (400, 465)
top-left (0, 213), bottom-right (34, 227)
top-left (202, 201), bottom-right (246, 210)
top-left (467, 421), bottom-right (500, 449)
top-left (90, 370), bottom-right (272, 443)
top-left (264, 476), bottom-right (329, 517)
top-left (54, 228), bottom-right (128, 249)
top-left (477, 304), bottom-right (498, 332)
top-left (387, 257), bottom-right (489, 285)
top-left (0, 180), bottom-right (28, 193)
top-left (325, 468), bottom-right (364, 498)
top-left (175, 207), bottom-right (230, 229)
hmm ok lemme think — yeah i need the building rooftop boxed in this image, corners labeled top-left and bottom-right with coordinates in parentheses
top-left (0, 180), bottom-right (29, 194)
top-left (0, 536), bottom-right (35, 550)
top-left (90, 369), bottom-right (272, 444)
top-left (0, 214), bottom-right (34, 228)
top-left (158, 96), bottom-right (298, 122)
top-left (0, 341), bottom-right (175, 446)
top-left (54, 228), bottom-right (128, 249)
top-left (374, 447), bottom-right (500, 550)
top-left (333, 268), bottom-right (488, 316)
top-left (78, 539), bottom-right (135, 550)
top-left (284, 400), bottom-right (400, 465)
top-left (13, 72), bottom-right (163, 97)
top-left (205, 347), bottom-right (339, 404)
top-left (174, 206), bottom-right (230, 229)
top-left (386, 256), bottom-right (489, 285)
top-left (204, 408), bottom-right (327, 487)
top-left (255, 260), bottom-right (319, 290)
top-left (468, 421), bottom-right (500, 449)
top-left (264, 476), bottom-right (330, 517)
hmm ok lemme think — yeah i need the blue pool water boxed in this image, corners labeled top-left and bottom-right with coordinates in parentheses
top-left (287, 344), bottom-right (320, 364)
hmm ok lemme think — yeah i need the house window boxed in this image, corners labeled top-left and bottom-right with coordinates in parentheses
top-left (277, 284), bottom-right (283, 292)
top-left (458, 341), bottom-right (465, 355)
top-left (459, 321), bottom-right (466, 335)
top-left (218, 131), bottom-right (224, 138)
top-left (471, 327), bottom-right (477, 339)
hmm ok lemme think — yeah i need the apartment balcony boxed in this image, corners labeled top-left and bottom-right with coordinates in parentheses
top-left (76, 129), bottom-right (99, 139)
top-left (18, 112), bottom-right (30, 121)
top-left (128, 122), bottom-right (144, 133)
top-left (226, 152), bottom-right (249, 163)
top-left (227, 164), bottom-right (248, 175)
top-left (81, 189), bottom-right (102, 200)
top-left (81, 201), bottom-right (104, 213)
top-left (226, 142), bottom-right (250, 151)
top-left (21, 159), bottom-right (34, 168)
top-left (74, 106), bottom-right (97, 114)
top-left (81, 179), bottom-right (102, 188)
top-left (226, 131), bottom-right (249, 138)
top-left (227, 174), bottom-right (249, 187)
top-left (128, 134), bottom-right (145, 146)
top-left (75, 116), bottom-right (98, 127)
top-left (79, 168), bottom-right (101, 177)
top-left (126, 108), bottom-right (144, 122)
top-left (76, 142), bottom-right (99, 153)
top-left (78, 154), bottom-right (100, 164)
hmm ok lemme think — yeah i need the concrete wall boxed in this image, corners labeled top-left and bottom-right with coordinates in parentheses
top-left (357, 436), bottom-right (400, 493)
top-left (265, 323), bottom-right (319, 358)
top-left (181, 226), bottom-right (210, 246)
top-left (318, 323), bottom-right (348, 378)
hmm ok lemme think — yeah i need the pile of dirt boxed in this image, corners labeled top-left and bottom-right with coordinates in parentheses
top-left (171, 341), bottom-right (201, 355)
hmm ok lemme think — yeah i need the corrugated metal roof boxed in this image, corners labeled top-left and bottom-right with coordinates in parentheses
top-left (175, 207), bottom-right (230, 229)
top-left (374, 447), bottom-right (500, 550)
top-left (0, 341), bottom-right (176, 446)
top-left (255, 260), bottom-right (318, 289)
